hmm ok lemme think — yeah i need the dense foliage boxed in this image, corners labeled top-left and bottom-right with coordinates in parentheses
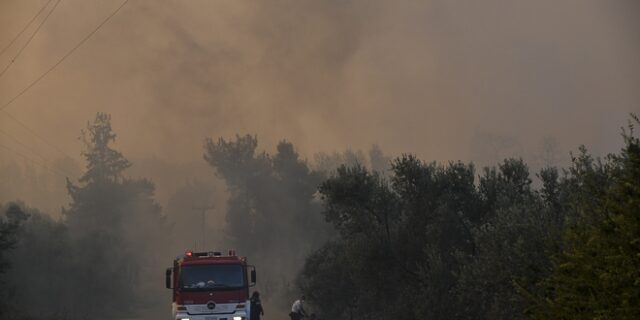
top-left (297, 116), bottom-right (640, 320)
top-left (529, 115), bottom-right (640, 319)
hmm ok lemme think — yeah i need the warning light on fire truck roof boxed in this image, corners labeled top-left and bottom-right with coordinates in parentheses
top-left (183, 249), bottom-right (239, 258)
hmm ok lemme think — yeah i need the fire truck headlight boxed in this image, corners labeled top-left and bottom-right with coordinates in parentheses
top-left (179, 318), bottom-right (190, 320)
top-left (233, 317), bottom-right (244, 320)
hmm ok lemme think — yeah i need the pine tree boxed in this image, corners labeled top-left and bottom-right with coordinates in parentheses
top-left (531, 115), bottom-right (640, 319)
top-left (64, 113), bottom-right (166, 319)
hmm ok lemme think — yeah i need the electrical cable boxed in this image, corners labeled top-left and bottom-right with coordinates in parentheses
top-left (0, 109), bottom-right (76, 160)
top-left (0, 0), bottom-right (129, 165)
top-left (0, 127), bottom-right (76, 177)
top-left (0, 123), bottom-right (79, 177)
top-left (0, 142), bottom-right (70, 179)
top-left (0, 0), bottom-right (129, 111)
top-left (0, 0), bottom-right (62, 79)
top-left (0, 0), bottom-right (54, 57)
top-left (0, 127), bottom-right (50, 163)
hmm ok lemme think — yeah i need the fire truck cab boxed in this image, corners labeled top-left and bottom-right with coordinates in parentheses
top-left (166, 250), bottom-right (256, 320)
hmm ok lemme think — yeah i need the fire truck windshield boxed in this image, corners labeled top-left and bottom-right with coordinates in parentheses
top-left (179, 264), bottom-right (245, 291)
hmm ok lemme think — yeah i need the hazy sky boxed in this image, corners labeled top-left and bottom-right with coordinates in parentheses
top-left (1, 0), bottom-right (638, 166)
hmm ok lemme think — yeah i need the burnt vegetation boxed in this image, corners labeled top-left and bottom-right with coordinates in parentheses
top-left (0, 113), bottom-right (639, 320)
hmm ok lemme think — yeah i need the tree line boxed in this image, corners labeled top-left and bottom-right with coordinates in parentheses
top-left (297, 114), bottom-right (640, 319)
top-left (0, 113), bottom-right (638, 319)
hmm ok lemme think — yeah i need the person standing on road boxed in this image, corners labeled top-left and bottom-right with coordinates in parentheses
top-left (290, 295), bottom-right (307, 320)
top-left (250, 291), bottom-right (264, 320)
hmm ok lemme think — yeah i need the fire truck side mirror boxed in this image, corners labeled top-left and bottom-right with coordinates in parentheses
top-left (165, 268), bottom-right (172, 289)
top-left (250, 266), bottom-right (257, 286)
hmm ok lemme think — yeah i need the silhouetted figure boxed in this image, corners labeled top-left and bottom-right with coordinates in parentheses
top-left (290, 295), bottom-right (307, 320)
top-left (250, 291), bottom-right (264, 320)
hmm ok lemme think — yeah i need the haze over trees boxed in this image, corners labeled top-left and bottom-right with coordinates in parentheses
top-left (63, 113), bottom-right (169, 318)
top-left (0, 157), bottom-right (81, 216)
top-left (0, 113), bottom-right (170, 320)
top-left (0, 113), bottom-right (638, 320)
top-left (203, 135), bottom-right (330, 309)
top-left (202, 135), bottom-right (395, 312)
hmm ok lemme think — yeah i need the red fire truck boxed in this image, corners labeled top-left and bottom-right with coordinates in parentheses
top-left (166, 250), bottom-right (257, 320)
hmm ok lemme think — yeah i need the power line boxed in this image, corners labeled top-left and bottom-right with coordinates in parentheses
top-left (0, 130), bottom-right (74, 177)
top-left (0, 0), bottom-right (129, 112)
top-left (0, 130), bottom-right (77, 177)
top-left (0, 127), bottom-right (76, 177)
top-left (0, 0), bottom-right (61, 79)
top-left (0, 127), bottom-right (50, 163)
top-left (0, 0), bottom-right (129, 163)
top-left (0, 0), bottom-right (54, 58)
top-left (0, 142), bottom-right (70, 179)
top-left (0, 109), bottom-right (76, 160)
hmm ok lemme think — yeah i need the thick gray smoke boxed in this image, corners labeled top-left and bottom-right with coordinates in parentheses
top-left (1, 0), bottom-right (638, 210)
top-left (0, 0), bottom-right (638, 318)
top-left (0, 0), bottom-right (637, 164)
